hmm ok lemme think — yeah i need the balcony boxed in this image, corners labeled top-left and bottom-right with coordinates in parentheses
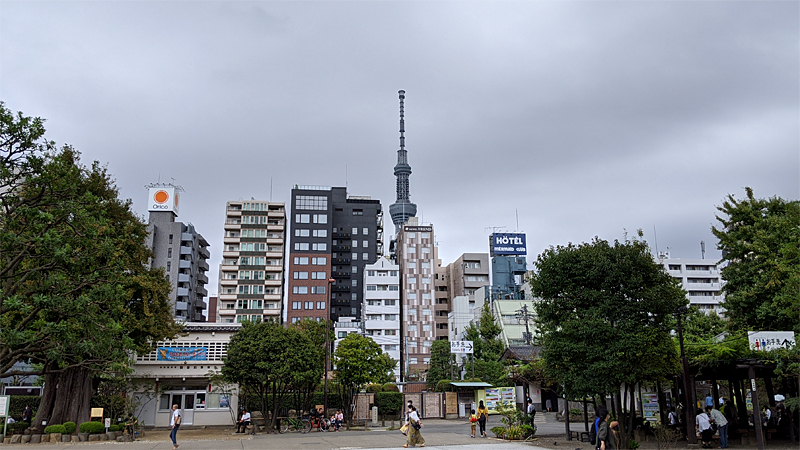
top-left (332, 298), bottom-right (351, 307)
top-left (196, 286), bottom-right (208, 297)
top-left (197, 273), bottom-right (208, 285)
top-left (332, 285), bottom-right (351, 293)
top-left (176, 287), bottom-right (190, 297)
top-left (180, 246), bottom-right (193, 255)
top-left (198, 246), bottom-right (210, 259)
top-left (178, 273), bottom-right (191, 283)
top-left (333, 258), bottom-right (351, 265)
top-left (332, 245), bottom-right (351, 252)
top-left (181, 232), bottom-right (194, 242)
top-left (331, 271), bottom-right (351, 279)
top-left (175, 301), bottom-right (188, 310)
top-left (333, 232), bottom-right (351, 239)
top-left (179, 260), bottom-right (192, 269)
top-left (198, 260), bottom-right (209, 271)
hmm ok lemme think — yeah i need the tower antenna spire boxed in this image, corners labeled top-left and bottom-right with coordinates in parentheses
top-left (389, 90), bottom-right (417, 233)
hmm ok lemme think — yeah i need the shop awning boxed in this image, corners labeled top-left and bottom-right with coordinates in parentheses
top-left (450, 382), bottom-right (494, 388)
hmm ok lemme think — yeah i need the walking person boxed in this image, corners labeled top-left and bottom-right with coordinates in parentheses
top-left (696, 408), bottom-right (713, 449)
top-left (170, 404), bottom-right (182, 450)
top-left (21, 406), bottom-right (32, 427)
top-left (526, 398), bottom-right (536, 429)
top-left (707, 405), bottom-right (728, 448)
top-left (469, 409), bottom-right (478, 438)
top-left (597, 408), bottom-right (616, 450)
top-left (546, 398), bottom-right (553, 412)
top-left (403, 405), bottom-right (425, 448)
top-left (477, 400), bottom-right (489, 438)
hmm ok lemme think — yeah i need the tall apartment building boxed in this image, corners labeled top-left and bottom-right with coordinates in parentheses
top-left (286, 186), bottom-right (383, 324)
top-left (434, 253), bottom-right (491, 340)
top-left (145, 185), bottom-right (210, 322)
top-left (216, 200), bottom-right (286, 323)
top-left (397, 218), bottom-right (436, 378)
top-left (363, 256), bottom-right (401, 380)
top-left (659, 253), bottom-right (726, 314)
top-left (433, 261), bottom-right (449, 340)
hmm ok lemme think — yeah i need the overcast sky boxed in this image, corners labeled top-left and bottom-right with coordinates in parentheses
top-left (2, 1), bottom-right (798, 296)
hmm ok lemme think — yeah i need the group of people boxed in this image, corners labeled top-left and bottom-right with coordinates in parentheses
top-left (696, 404), bottom-right (729, 449)
top-left (468, 400), bottom-right (490, 438)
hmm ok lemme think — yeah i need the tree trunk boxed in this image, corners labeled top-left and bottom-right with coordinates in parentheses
top-left (34, 367), bottom-right (93, 430)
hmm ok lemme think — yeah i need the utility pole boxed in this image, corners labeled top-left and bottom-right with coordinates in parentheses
top-left (515, 304), bottom-right (533, 345)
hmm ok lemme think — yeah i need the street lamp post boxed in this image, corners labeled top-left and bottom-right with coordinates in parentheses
top-left (675, 305), bottom-right (697, 444)
top-left (324, 278), bottom-right (335, 418)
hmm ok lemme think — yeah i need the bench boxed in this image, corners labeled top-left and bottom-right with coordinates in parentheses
top-left (568, 431), bottom-right (580, 440)
top-left (580, 431), bottom-right (591, 442)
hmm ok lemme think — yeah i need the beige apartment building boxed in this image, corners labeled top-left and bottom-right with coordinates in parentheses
top-left (216, 200), bottom-right (286, 323)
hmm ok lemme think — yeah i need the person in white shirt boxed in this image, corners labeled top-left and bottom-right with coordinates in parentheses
top-left (169, 404), bottom-right (182, 450)
top-left (236, 410), bottom-right (251, 433)
top-left (403, 405), bottom-right (424, 448)
top-left (696, 408), bottom-right (713, 449)
top-left (707, 405), bottom-right (728, 449)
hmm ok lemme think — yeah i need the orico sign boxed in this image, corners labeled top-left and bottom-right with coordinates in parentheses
top-left (490, 233), bottom-right (527, 256)
top-left (147, 187), bottom-right (179, 215)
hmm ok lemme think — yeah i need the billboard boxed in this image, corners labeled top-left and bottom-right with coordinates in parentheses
top-left (157, 347), bottom-right (207, 361)
top-left (748, 331), bottom-right (796, 351)
top-left (490, 233), bottom-right (527, 256)
top-left (148, 186), bottom-right (180, 215)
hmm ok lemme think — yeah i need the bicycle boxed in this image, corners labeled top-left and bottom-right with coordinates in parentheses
top-left (280, 417), bottom-right (310, 434)
top-left (308, 416), bottom-right (331, 432)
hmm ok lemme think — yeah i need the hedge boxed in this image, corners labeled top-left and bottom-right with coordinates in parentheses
top-left (366, 384), bottom-right (383, 393)
top-left (63, 422), bottom-right (77, 434)
top-left (79, 421), bottom-right (106, 434)
top-left (109, 424), bottom-right (121, 432)
top-left (44, 425), bottom-right (67, 434)
top-left (434, 379), bottom-right (452, 392)
top-left (374, 392), bottom-right (404, 417)
top-left (382, 383), bottom-right (399, 392)
top-left (8, 395), bottom-right (39, 419)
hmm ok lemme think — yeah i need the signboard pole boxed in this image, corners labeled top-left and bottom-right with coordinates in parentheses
top-left (0, 395), bottom-right (9, 439)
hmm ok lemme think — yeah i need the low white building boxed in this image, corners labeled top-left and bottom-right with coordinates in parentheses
top-left (363, 256), bottom-right (401, 380)
top-left (659, 254), bottom-right (726, 315)
top-left (131, 322), bottom-right (240, 427)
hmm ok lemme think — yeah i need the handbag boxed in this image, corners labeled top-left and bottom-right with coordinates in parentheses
top-left (411, 420), bottom-right (421, 430)
top-left (174, 415), bottom-right (182, 426)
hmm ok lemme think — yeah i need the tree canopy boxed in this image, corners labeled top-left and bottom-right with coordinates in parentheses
top-left (333, 333), bottom-right (395, 423)
top-left (425, 339), bottom-right (455, 389)
top-left (462, 302), bottom-right (507, 386)
top-left (712, 187), bottom-right (800, 333)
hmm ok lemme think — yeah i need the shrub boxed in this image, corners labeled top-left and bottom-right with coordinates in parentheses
top-left (434, 379), bottom-right (452, 392)
top-left (8, 422), bottom-right (29, 435)
top-left (629, 439), bottom-right (641, 449)
top-left (63, 422), bottom-right (77, 434)
top-left (366, 384), bottom-right (383, 393)
top-left (43, 425), bottom-right (67, 434)
top-left (375, 392), bottom-right (404, 417)
top-left (569, 408), bottom-right (582, 416)
top-left (491, 426), bottom-right (506, 438)
top-left (382, 383), bottom-right (399, 392)
top-left (8, 396), bottom-right (39, 418)
top-left (79, 421), bottom-right (106, 434)
top-left (108, 424), bottom-right (121, 432)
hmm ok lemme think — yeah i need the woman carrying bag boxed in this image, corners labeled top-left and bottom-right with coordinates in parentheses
top-left (403, 405), bottom-right (425, 448)
top-left (477, 400), bottom-right (489, 438)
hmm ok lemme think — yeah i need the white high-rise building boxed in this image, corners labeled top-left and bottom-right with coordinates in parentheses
top-left (363, 256), bottom-right (401, 381)
top-left (659, 253), bottom-right (726, 315)
top-left (217, 200), bottom-right (286, 323)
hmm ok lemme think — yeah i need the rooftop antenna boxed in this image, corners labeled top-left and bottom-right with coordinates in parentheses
top-left (346, 164), bottom-right (348, 191)
top-left (701, 240), bottom-right (706, 259)
top-left (270, 177), bottom-right (273, 202)
top-left (653, 225), bottom-right (660, 258)
top-left (515, 208), bottom-right (519, 232)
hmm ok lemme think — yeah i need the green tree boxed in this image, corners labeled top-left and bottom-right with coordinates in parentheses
top-left (333, 333), bottom-right (395, 424)
top-left (531, 236), bottom-right (684, 442)
top-left (425, 340), bottom-right (455, 389)
top-left (0, 111), bottom-right (179, 427)
top-left (712, 187), bottom-right (800, 333)
top-left (222, 321), bottom-right (320, 430)
top-left (461, 302), bottom-right (507, 385)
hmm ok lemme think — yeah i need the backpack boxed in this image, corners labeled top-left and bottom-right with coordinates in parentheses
top-left (589, 417), bottom-right (600, 446)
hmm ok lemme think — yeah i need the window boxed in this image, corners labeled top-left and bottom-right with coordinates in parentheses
top-left (352, 209), bottom-right (363, 215)
top-left (291, 317), bottom-right (301, 324)
top-left (422, 309), bottom-right (431, 316)
top-left (422, 293), bottom-right (431, 300)
top-left (423, 357), bottom-right (430, 364)
top-left (313, 229), bottom-right (327, 237)
top-left (385, 345), bottom-right (398, 351)
top-left (421, 262), bottom-right (430, 269)
top-left (389, 285), bottom-right (399, 291)
top-left (295, 195), bottom-right (328, 210)
top-left (312, 257), bottom-right (327, 265)
top-left (409, 357), bottom-right (418, 365)
top-left (362, 240), bottom-right (368, 248)
top-left (294, 242), bottom-right (309, 251)
top-left (407, 262), bottom-right (416, 269)
top-left (296, 214), bottom-right (310, 223)
top-left (352, 266), bottom-right (357, 273)
top-left (423, 340), bottom-right (432, 348)
top-left (351, 293), bottom-right (358, 300)
top-left (367, 300), bottom-right (381, 306)
top-left (464, 261), bottom-right (481, 269)
top-left (167, 248), bottom-right (172, 258)
top-left (294, 257), bottom-right (309, 265)
top-left (352, 227), bottom-right (358, 235)
top-left (352, 253), bottom-right (358, 261)
top-left (421, 247), bottom-right (431, 254)
top-left (363, 253), bottom-right (369, 260)
top-left (421, 232), bottom-right (430, 239)
top-left (310, 271), bottom-right (326, 279)
top-left (367, 285), bottom-right (377, 291)
top-left (385, 329), bottom-right (397, 335)
top-left (423, 324), bottom-right (432, 332)
top-left (293, 271), bottom-right (309, 279)
top-left (338, 331), bottom-right (348, 338)
top-left (408, 325), bottom-right (417, 332)
top-left (352, 240), bottom-right (358, 247)
top-left (422, 277), bottom-right (431, 284)
top-left (384, 314), bottom-right (397, 320)
top-left (367, 314), bottom-right (381, 320)
top-left (293, 286), bottom-right (308, 294)
top-left (351, 279), bottom-right (358, 286)
top-left (312, 243), bottom-right (327, 251)
top-left (317, 301), bottom-right (326, 309)
top-left (310, 286), bottom-right (326, 294)
top-left (295, 229), bottom-right (310, 237)
top-left (406, 246), bottom-right (416, 253)
top-left (168, 234), bottom-right (173, 244)
top-left (408, 277), bottom-right (417, 284)
top-left (166, 261), bottom-right (171, 272)
top-left (312, 214), bottom-right (327, 224)
top-left (384, 299), bottom-right (396, 306)
top-left (408, 341), bottom-right (418, 348)
top-left (363, 228), bottom-right (369, 235)
top-left (407, 292), bottom-right (417, 299)
top-left (368, 270), bottom-right (376, 276)
top-left (407, 232), bottom-right (416, 239)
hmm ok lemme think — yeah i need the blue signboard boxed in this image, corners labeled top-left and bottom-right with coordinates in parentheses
top-left (157, 347), bottom-right (207, 361)
top-left (491, 233), bottom-right (527, 256)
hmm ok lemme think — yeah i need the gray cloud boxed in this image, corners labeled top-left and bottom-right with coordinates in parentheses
top-left (1, 1), bottom-right (797, 293)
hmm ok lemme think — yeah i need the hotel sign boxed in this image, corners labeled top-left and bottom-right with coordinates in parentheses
top-left (157, 347), bottom-right (207, 361)
top-left (404, 226), bottom-right (432, 232)
top-left (490, 233), bottom-right (527, 256)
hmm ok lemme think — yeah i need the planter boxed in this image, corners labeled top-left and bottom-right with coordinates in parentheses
top-left (72, 435), bottom-right (80, 442)
top-left (30, 434), bottom-right (41, 443)
top-left (50, 433), bottom-right (62, 443)
top-left (22, 435), bottom-right (32, 443)
top-left (88, 434), bottom-right (101, 441)
top-left (106, 431), bottom-right (117, 440)
top-left (79, 432), bottom-right (89, 441)
top-left (62, 434), bottom-right (72, 442)
top-left (40, 433), bottom-right (49, 442)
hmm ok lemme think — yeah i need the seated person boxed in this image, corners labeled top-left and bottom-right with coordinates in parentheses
top-left (124, 414), bottom-right (138, 436)
top-left (236, 410), bottom-right (251, 433)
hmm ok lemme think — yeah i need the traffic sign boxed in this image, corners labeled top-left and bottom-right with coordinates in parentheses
top-left (450, 340), bottom-right (474, 354)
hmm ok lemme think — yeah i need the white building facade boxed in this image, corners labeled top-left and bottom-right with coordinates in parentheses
top-left (660, 255), bottom-right (726, 314)
top-left (363, 256), bottom-right (401, 380)
top-left (217, 200), bottom-right (286, 323)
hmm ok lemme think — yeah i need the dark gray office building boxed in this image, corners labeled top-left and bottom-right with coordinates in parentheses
top-left (287, 186), bottom-right (383, 324)
top-left (144, 185), bottom-right (210, 321)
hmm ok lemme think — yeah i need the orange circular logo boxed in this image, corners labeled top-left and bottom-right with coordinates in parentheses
top-left (154, 190), bottom-right (169, 204)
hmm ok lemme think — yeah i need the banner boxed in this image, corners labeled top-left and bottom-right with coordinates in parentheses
top-left (490, 233), bottom-right (527, 256)
top-left (157, 347), bottom-right (207, 361)
top-left (642, 393), bottom-right (659, 421)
